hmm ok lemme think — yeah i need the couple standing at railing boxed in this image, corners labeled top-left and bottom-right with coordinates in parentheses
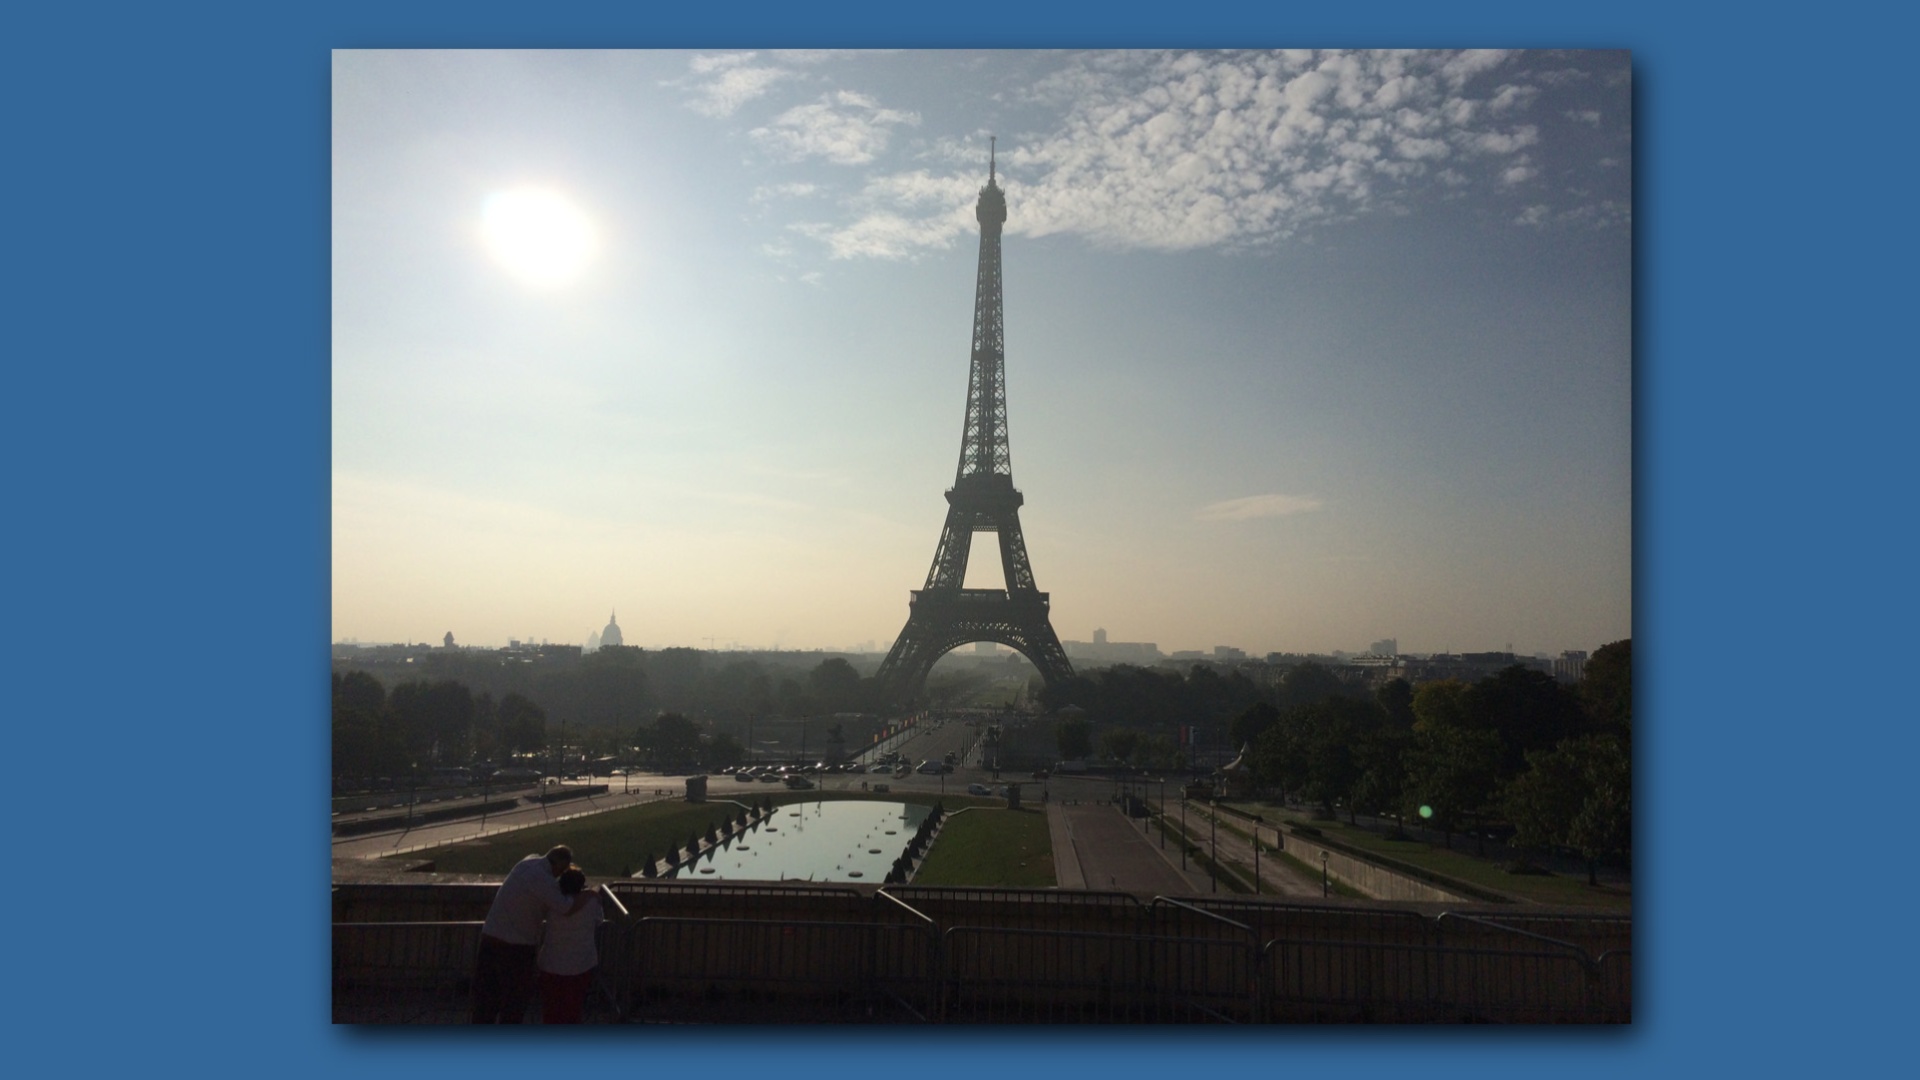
top-left (470, 844), bottom-right (606, 1024)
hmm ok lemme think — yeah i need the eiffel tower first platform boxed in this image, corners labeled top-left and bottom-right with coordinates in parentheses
top-left (873, 141), bottom-right (1075, 704)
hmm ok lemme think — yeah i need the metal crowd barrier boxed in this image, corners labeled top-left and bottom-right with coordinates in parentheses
top-left (332, 883), bottom-right (1631, 1024)
top-left (332, 920), bottom-right (483, 1023)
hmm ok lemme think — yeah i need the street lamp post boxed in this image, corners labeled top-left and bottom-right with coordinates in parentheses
top-left (1209, 802), bottom-right (1218, 893)
top-left (1322, 850), bottom-right (1330, 898)
top-left (1253, 819), bottom-right (1261, 895)
top-left (1180, 796), bottom-right (1188, 870)
top-left (1158, 779), bottom-right (1166, 849)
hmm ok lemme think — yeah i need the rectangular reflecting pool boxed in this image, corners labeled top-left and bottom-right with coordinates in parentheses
top-left (668, 800), bottom-right (931, 883)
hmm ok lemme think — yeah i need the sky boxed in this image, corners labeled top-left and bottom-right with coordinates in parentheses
top-left (332, 49), bottom-right (1631, 659)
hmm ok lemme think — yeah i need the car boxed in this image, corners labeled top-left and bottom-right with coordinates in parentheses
top-left (734, 773), bottom-right (756, 783)
top-left (1031, 769), bottom-right (1050, 780)
top-left (758, 773), bottom-right (781, 783)
top-left (784, 776), bottom-right (815, 790)
top-left (966, 783), bottom-right (992, 796)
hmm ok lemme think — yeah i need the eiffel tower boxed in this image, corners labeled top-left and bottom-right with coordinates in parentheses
top-left (874, 140), bottom-right (1074, 704)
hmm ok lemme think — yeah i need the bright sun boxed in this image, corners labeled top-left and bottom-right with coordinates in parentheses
top-left (480, 187), bottom-right (598, 289)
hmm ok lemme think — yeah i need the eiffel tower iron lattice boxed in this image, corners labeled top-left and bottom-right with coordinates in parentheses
top-left (874, 140), bottom-right (1075, 704)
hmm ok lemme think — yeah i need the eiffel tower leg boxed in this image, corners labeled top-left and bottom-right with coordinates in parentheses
top-left (874, 610), bottom-right (947, 705)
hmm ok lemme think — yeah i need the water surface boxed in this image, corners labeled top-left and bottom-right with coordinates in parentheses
top-left (669, 799), bottom-right (931, 883)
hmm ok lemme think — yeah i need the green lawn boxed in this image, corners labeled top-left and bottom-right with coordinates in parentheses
top-left (393, 790), bottom-right (996, 879)
top-left (1216, 801), bottom-right (1632, 910)
top-left (912, 807), bottom-right (1055, 887)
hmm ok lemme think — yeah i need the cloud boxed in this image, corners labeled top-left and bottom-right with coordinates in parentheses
top-left (681, 52), bottom-right (791, 117)
top-left (1196, 493), bottom-right (1324, 521)
top-left (750, 182), bottom-right (819, 204)
top-left (1488, 84), bottom-right (1538, 113)
top-left (750, 91), bottom-right (919, 165)
top-left (779, 50), bottom-right (1603, 258)
top-left (1471, 126), bottom-right (1540, 155)
top-left (791, 209), bottom-right (969, 260)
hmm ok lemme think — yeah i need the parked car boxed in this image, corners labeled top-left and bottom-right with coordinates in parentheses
top-left (966, 783), bottom-right (992, 796)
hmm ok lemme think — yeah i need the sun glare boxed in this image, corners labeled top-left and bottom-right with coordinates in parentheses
top-left (480, 188), bottom-right (598, 289)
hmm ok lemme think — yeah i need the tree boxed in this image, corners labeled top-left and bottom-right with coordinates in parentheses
top-left (645, 647), bottom-right (707, 713)
top-left (1581, 639), bottom-right (1632, 737)
top-left (1350, 726), bottom-right (1414, 829)
top-left (334, 669), bottom-right (386, 716)
top-left (1503, 742), bottom-right (1589, 865)
top-left (1135, 732), bottom-right (1181, 771)
top-left (1404, 723), bottom-right (1503, 849)
top-left (1056, 715), bottom-right (1092, 761)
top-left (470, 691), bottom-right (499, 762)
top-left (497, 693), bottom-right (547, 756)
top-left (332, 671), bottom-right (403, 782)
top-left (1504, 733), bottom-right (1631, 884)
top-left (1411, 679), bottom-right (1472, 732)
top-left (1229, 701), bottom-right (1281, 750)
top-left (557, 646), bottom-right (652, 729)
top-left (1463, 665), bottom-right (1588, 775)
top-left (808, 658), bottom-right (863, 714)
top-left (1376, 678), bottom-right (1416, 729)
top-left (1274, 663), bottom-right (1349, 713)
top-left (1565, 734), bottom-right (1631, 884)
top-left (388, 679), bottom-right (476, 767)
top-left (642, 712), bottom-right (704, 769)
top-left (1099, 726), bottom-right (1141, 765)
top-left (706, 732), bottom-right (745, 770)
top-left (1252, 696), bottom-right (1382, 817)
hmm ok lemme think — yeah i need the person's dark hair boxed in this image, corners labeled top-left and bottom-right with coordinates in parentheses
top-left (557, 867), bottom-right (587, 896)
top-left (545, 845), bottom-right (574, 867)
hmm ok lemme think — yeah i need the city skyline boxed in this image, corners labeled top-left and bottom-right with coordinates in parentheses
top-left (333, 49), bottom-right (1631, 659)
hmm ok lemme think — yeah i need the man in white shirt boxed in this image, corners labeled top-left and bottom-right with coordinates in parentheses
top-left (471, 845), bottom-right (596, 1023)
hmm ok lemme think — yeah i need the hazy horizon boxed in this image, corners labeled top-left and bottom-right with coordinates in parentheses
top-left (332, 49), bottom-right (1631, 660)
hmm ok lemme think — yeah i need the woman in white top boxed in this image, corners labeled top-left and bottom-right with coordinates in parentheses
top-left (536, 866), bottom-right (605, 1023)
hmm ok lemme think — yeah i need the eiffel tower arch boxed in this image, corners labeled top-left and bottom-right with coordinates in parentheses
top-left (874, 140), bottom-right (1074, 705)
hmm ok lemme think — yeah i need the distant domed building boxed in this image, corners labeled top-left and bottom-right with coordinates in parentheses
top-left (600, 610), bottom-right (623, 648)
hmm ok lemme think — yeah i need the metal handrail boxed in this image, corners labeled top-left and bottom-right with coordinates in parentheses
top-left (1148, 895), bottom-right (1254, 935)
top-left (1434, 911), bottom-right (1599, 975)
top-left (874, 887), bottom-right (936, 928)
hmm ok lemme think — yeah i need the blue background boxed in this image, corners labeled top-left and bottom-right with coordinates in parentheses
top-left (7, 1), bottom-right (1910, 1075)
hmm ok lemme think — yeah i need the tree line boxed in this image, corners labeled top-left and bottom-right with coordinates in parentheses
top-left (330, 649), bottom-right (882, 785)
top-left (1038, 641), bottom-right (1631, 882)
top-left (1256, 643), bottom-right (1628, 881)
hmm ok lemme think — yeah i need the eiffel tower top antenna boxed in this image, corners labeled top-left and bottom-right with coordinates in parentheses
top-left (989, 135), bottom-right (996, 184)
